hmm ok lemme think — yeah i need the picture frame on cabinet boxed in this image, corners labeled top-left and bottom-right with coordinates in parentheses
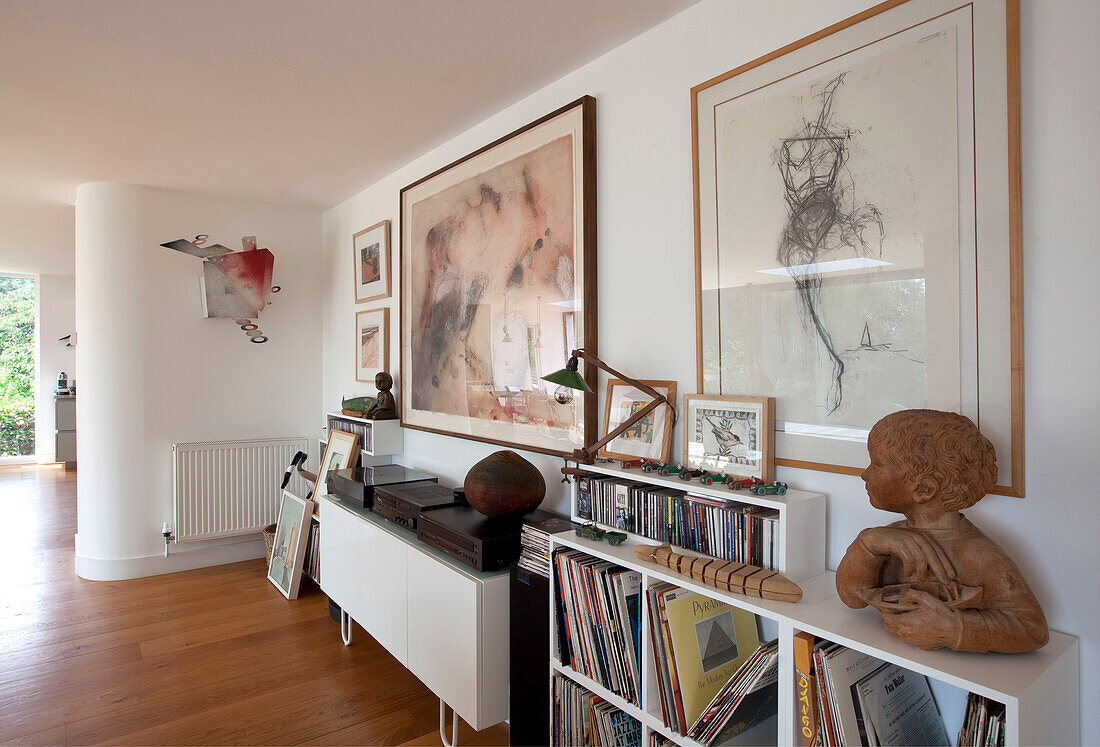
top-left (399, 95), bottom-right (597, 458)
top-left (691, 0), bottom-right (1024, 496)
top-left (316, 429), bottom-right (360, 498)
top-left (355, 307), bottom-right (388, 384)
top-left (599, 379), bottom-right (677, 464)
top-left (683, 394), bottom-right (774, 482)
top-left (267, 489), bottom-right (314, 600)
top-left (353, 219), bottom-right (391, 303)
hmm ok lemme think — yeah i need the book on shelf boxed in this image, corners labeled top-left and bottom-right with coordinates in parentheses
top-left (554, 674), bottom-right (641, 747)
top-left (793, 631), bottom-right (820, 747)
top-left (813, 640), bottom-right (949, 747)
top-left (576, 473), bottom-right (781, 570)
top-left (646, 582), bottom-right (764, 737)
top-left (957, 692), bottom-right (1005, 747)
top-left (554, 549), bottom-right (642, 704)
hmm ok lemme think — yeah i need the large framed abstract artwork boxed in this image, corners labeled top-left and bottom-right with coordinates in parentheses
top-left (692, 0), bottom-right (1024, 495)
top-left (400, 96), bottom-right (597, 457)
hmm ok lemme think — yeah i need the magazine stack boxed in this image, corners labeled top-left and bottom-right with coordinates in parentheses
top-left (554, 549), bottom-right (642, 704)
top-left (577, 474), bottom-right (781, 570)
top-left (647, 582), bottom-right (777, 744)
top-left (554, 675), bottom-right (641, 747)
top-left (796, 634), bottom-right (951, 747)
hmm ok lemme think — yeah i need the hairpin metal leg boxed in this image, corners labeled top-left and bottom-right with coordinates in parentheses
top-left (340, 609), bottom-right (353, 646)
top-left (439, 698), bottom-right (459, 747)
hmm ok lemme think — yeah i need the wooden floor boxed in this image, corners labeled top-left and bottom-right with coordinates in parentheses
top-left (0, 466), bottom-right (510, 746)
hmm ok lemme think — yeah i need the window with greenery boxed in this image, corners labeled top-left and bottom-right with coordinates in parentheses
top-left (0, 276), bottom-right (36, 457)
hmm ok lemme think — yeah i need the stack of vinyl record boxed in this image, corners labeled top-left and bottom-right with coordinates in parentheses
top-left (957, 693), bottom-right (1006, 747)
top-left (553, 675), bottom-right (641, 747)
top-left (518, 513), bottom-right (578, 578)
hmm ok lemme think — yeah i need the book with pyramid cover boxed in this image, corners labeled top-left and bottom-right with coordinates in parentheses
top-left (662, 587), bottom-right (760, 729)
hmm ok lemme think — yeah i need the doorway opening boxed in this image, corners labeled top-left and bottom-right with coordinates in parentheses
top-left (0, 274), bottom-right (37, 462)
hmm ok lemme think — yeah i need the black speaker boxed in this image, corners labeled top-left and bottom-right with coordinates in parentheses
top-left (510, 564), bottom-right (549, 746)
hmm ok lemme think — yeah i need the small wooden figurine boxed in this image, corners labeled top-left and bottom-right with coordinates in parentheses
top-left (364, 372), bottom-right (397, 420)
top-left (836, 409), bottom-right (1048, 653)
top-left (634, 543), bottom-right (802, 603)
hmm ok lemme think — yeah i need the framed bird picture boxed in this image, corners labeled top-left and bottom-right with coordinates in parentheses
top-left (683, 394), bottom-right (774, 481)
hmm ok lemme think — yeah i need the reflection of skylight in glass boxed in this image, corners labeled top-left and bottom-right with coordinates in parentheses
top-left (548, 299), bottom-right (579, 310)
top-left (757, 257), bottom-right (891, 277)
top-left (781, 421), bottom-right (869, 442)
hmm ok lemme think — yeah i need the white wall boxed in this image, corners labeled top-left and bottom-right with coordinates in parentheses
top-left (321, 0), bottom-right (1099, 741)
top-left (36, 273), bottom-right (76, 463)
top-left (75, 183), bottom-right (322, 580)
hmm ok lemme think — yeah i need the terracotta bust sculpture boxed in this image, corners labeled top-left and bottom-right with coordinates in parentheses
top-left (836, 409), bottom-right (1047, 653)
top-left (365, 372), bottom-right (397, 420)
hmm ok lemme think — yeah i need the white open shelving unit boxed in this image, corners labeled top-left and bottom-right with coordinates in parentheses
top-left (548, 467), bottom-right (1080, 747)
top-left (322, 411), bottom-right (403, 459)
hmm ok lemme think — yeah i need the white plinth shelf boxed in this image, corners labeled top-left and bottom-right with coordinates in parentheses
top-left (549, 465), bottom-right (1079, 747)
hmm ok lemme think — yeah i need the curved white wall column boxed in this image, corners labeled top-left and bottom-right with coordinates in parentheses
top-left (75, 183), bottom-right (321, 580)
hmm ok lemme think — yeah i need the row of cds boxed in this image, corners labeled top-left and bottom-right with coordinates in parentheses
top-left (957, 693), bottom-right (1006, 747)
top-left (326, 414), bottom-right (373, 453)
top-left (577, 474), bottom-right (782, 571)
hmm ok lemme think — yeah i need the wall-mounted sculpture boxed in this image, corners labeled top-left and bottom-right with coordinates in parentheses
top-left (836, 409), bottom-right (1048, 653)
top-left (160, 234), bottom-right (281, 343)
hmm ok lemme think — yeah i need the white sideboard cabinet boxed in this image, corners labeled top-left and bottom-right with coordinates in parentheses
top-left (317, 493), bottom-right (510, 730)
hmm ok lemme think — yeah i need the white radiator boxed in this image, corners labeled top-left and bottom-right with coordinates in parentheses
top-left (172, 437), bottom-right (309, 543)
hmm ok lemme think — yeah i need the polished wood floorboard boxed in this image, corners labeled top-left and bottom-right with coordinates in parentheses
top-left (0, 466), bottom-right (511, 746)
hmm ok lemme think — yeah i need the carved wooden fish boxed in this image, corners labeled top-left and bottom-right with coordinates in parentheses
top-left (634, 542), bottom-right (802, 603)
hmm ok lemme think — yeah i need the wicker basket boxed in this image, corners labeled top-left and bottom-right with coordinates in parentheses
top-left (262, 523), bottom-right (277, 565)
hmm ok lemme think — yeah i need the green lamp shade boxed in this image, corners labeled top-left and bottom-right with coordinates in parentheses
top-left (542, 366), bottom-right (593, 394)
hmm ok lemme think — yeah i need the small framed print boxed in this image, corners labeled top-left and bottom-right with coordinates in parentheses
top-left (316, 429), bottom-right (360, 497)
top-left (599, 379), bottom-right (677, 463)
top-left (355, 308), bottom-right (389, 383)
top-left (683, 394), bottom-right (774, 481)
top-left (353, 220), bottom-right (391, 303)
top-left (267, 489), bottom-right (314, 600)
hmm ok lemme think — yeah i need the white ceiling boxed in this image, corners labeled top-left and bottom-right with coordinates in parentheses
top-left (0, 0), bottom-right (697, 275)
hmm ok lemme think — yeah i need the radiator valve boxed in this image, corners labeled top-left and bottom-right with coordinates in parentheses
top-left (162, 522), bottom-right (174, 557)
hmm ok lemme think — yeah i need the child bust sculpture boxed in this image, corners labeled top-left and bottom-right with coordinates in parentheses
top-left (365, 372), bottom-right (397, 420)
top-left (836, 409), bottom-right (1047, 653)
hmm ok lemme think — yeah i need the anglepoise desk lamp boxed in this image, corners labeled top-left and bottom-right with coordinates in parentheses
top-left (542, 348), bottom-right (676, 465)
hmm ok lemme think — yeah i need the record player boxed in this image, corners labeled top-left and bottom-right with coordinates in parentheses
top-left (326, 464), bottom-right (437, 509)
top-left (417, 507), bottom-right (563, 572)
top-left (373, 481), bottom-right (464, 531)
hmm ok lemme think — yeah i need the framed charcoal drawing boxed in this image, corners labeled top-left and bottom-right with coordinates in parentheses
top-left (400, 96), bottom-right (597, 458)
top-left (353, 220), bottom-right (390, 303)
top-left (683, 394), bottom-right (774, 482)
top-left (692, 0), bottom-right (1024, 495)
top-left (355, 307), bottom-right (388, 383)
top-left (599, 379), bottom-right (677, 464)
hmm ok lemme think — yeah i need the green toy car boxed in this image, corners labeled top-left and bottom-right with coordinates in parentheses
top-left (749, 481), bottom-right (788, 496)
top-left (605, 532), bottom-right (627, 546)
top-left (657, 464), bottom-right (686, 476)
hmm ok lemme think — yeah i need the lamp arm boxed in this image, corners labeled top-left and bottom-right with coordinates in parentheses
top-left (572, 348), bottom-right (678, 429)
top-left (572, 349), bottom-right (666, 402)
top-left (584, 397), bottom-right (665, 458)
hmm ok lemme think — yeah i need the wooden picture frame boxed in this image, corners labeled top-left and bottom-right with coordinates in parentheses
top-left (682, 394), bottom-right (774, 482)
top-left (599, 379), bottom-right (676, 464)
top-left (267, 489), bottom-right (314, 600)
top-left (355, 307), bottom-right (389, 384)
top-left (316, 429), bottom-right (359, 497)
top-left (399, 96), bottom-right (597, 458)
top-left (353, 220), bottom-right (391, 303)
top-left (691, 0), bottom-right (1024, 496)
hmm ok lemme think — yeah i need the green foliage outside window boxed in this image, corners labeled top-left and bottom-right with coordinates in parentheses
top-left (0, 276), bottom-right (36, 456)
